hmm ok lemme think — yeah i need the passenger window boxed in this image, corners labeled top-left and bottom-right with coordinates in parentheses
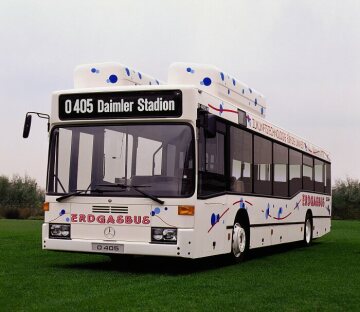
top-left (273, 143), bottom-right (288, 197)
top-left (314, 159), bottom-right (324, 192)
top-left (254, 136), bottom-right (272, 195)
top-left (230, 127), bottom-right (252, 193)
top-left (289, 149), bottom-right (302, 196)
top-left (325, 163), bottom-right (331, 195)
top-left (303, 155), bottom-right (314, 191)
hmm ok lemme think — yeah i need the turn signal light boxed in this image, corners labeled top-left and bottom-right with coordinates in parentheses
top-left (43, 202), bottom-right (49, 211)
top-left (178, 205), bottom-right (195, 216)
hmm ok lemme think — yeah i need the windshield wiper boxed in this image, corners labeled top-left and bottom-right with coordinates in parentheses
top-left (56, 188), bottom-right (108, 202)
top-left (55, 180), bottom-right (114, 202)
top-left (96, 183), bottom-right (164, 205)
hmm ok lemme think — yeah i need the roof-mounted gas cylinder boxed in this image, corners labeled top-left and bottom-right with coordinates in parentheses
top-left (168, 62), bottom-right (266, 118)
top-left (74, 62), bottom-right (164, 88)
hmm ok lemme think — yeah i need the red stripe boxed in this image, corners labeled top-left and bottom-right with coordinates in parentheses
top-left (232, 200), bottom-right (253, 206)
top-left (273, 212), bottom-right (292, 220)
top-left (208, 104), bottom-right (237, 114)
top-left (207, 208), bottom-right (230, 233)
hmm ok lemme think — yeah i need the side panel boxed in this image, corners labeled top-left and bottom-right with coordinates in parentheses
top-left (313, 217), bottom-right (331, 238)
top-left (193, 195), bottom-right (232, 258)
top-left (194, 192), bottom-right (331, 258)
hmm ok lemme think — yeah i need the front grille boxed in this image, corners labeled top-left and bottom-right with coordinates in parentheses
top-left (92, 206), bottom-right (128, 214)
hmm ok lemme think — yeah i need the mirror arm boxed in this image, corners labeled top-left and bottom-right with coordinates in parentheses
top-left (23, 111), bottom-right (50, 138)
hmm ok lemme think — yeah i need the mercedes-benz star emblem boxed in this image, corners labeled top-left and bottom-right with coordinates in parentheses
top-left (104, 226), bottom-right (115, 239)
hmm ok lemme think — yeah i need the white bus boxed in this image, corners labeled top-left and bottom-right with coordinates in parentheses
top-left (24, 62), bottom-right (331, 262)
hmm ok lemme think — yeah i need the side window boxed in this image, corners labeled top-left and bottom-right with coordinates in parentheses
top-left (289, 149), bottom-right (302, 196)
top-left (273, 143), bottom-right (288, 197)
top-left (198, 120), bottom-right (226, 196)
top-left (303, 155), bottom-right (314, 191)
top-left (205, 131), bottom-right (225, 174)
top-left (254, 136), bottom-right (272, 195)
top-left (325, 163), bottom-right (331, 195)
top-left (229, 127), bottom-right (252, 193)
top-left (314, 159), bottom-right (324, 193)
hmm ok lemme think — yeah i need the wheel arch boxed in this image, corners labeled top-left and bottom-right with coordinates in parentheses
top-left (234, 209), bottom-right (250, 228)
top-left (306, 209), bottom-right (313, 221)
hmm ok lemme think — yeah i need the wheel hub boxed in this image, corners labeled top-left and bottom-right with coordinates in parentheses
top-left (232, 223), bottom-right (246, 257)
top-left (305, 219), bottom-right (311, 243)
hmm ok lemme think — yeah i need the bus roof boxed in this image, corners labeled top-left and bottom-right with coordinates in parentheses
top-left (68, 62), bottom-right (329, 162)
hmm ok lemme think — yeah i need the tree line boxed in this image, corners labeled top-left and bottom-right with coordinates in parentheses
top-left (0, 175), bottom-right (44, 219)
top-left (0, 174), bottom-right (359, 220)
top-left (332, 178), bottom-right (360, 220)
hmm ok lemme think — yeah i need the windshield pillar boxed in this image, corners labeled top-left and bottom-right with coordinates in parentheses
top-left (69, 131), bottom-right (80, 192)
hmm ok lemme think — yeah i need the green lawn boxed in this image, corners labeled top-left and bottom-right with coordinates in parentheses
top-left (0, 220), bottom-right (359, 311)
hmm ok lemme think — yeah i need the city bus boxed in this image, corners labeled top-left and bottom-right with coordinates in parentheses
top-left (23, 62), bottom-right (331, 262)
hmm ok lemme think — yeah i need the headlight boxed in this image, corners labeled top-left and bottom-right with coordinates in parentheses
top-left (151, 227), bottom-right (177, 244)
top-left (49, 224), bottom-right (71, 239)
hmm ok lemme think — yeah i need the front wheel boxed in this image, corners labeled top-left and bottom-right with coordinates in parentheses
top-left (230, 221), bottom-right (249, 262)
top-left (303, 214), bottom-right (313, 246)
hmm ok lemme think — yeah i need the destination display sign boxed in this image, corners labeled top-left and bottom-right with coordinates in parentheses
top-left (58, 90), bottom-right (182, 120)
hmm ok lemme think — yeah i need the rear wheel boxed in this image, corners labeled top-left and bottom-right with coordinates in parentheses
top-left (303, 214), bottom-right (313, 246)
top-left (230, 221), bottom-right (249, 262)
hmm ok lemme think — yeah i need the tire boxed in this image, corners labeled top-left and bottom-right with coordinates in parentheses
top-left (230, 220), bottom-right (249, 262)
top-left (303, 213), bottom-right (313, 247)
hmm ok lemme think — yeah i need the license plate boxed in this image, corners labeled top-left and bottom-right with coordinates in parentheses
top-left (92, 243), bottom-right (124, 253)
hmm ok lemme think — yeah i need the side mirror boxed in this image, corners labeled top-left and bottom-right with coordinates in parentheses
top-left (23, 114), bottom-right (32, 138)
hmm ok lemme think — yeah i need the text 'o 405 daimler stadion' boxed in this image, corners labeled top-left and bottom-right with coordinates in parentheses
top-left (58, 90), bottom-right (182, 120)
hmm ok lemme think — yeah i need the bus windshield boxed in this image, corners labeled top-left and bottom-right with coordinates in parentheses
top-left (47, 123), bottom-right (195, 198)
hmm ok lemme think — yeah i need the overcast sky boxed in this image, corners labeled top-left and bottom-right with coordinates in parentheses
top-left (0, 0), bottom-right (359, 188)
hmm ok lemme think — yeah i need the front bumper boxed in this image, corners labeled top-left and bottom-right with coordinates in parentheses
top-left (42, 223), bottom-right (195, 258)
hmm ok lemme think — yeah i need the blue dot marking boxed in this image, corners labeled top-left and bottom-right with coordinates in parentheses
top-left (211, 213), bottom-right (216, 226)
top-left (232, 78), bottom-right (236, 86)
top-left (202, 77), bottom-right (212, 86)
top-left (108, 74), bottom-right (118, 83)
top-left (60, 209), bottom-right (65, 216)
top-left (91, 68), bottom-right (96, 73)
top-left (125, 68), bottom-right (130, 76)
top-left (265, 204), bottom-right (270, 219)
top-left (220, 72), bottom-right (225, 81)
top-left (138, 72), bottom-right (142, 79)
top-left (154, 207), bottom-right (161, 214)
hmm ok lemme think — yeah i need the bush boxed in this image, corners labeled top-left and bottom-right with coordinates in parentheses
top-left (0, 175), bottom-right (45, 219)
top-left (332, 178), bottom-right (360, 220)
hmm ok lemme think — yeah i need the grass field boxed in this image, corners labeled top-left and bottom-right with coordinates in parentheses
top-left (0, 220), bottom-right (359, 311)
